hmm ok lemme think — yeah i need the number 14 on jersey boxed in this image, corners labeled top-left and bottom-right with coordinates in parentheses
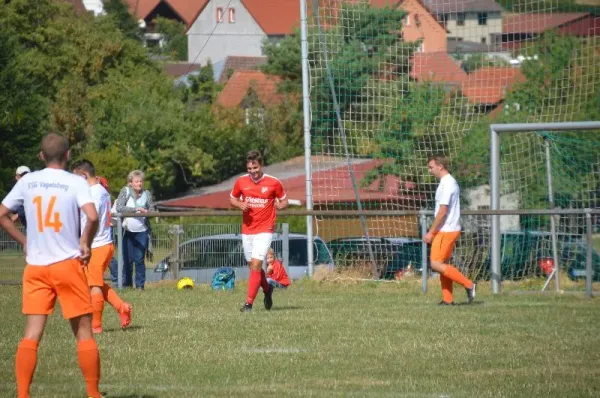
top-left (33, 196), bottom-right (63, 232)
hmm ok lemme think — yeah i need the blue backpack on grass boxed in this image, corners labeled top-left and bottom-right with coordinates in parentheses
top-left (211, 267), bottom-right (235, 290)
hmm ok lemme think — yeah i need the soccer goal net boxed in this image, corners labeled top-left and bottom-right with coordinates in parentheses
top-left (305, 0), bottom-right (600, 284)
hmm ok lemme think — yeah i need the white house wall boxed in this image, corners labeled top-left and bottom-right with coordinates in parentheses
top-left (187, 0), bottom-right (266, 65)
top-left (444, 11), bottom-right (502, 44)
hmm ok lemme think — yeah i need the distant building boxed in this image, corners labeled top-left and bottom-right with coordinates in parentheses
top-left (186, 0), bottom-right (299, 65)
top-left (422, 0), bottom-right (503, 46)
top-left (497, 12), bottom-right (600, 50)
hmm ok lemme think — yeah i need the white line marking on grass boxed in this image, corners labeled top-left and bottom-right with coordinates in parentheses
top-left (242, 348), bottom-right (308, 354)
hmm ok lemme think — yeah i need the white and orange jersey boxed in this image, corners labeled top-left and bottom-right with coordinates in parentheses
top-left (2, 168), bottom-right (93, 266)
top-left (81, 183), bottom-right (112, 249)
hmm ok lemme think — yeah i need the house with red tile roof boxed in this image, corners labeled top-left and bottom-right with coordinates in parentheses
top-left (125, 1), bottom-right (209, 51)
top-left (370, 0), bottom-right (448, 52)
top-left (186, 0), bottom-right (299, 65)
top-left (216, 70), bottom-right (282, 108)
top-left (460, 66), bottom-right (525, 110)
top-left (215, 70), bottom-right (284, 124)
top-left (127, 0), bottom-right (208, 28)
top-left (497, 12), bottom-right (600, 50)
top-left (215, 56), bottom-right (268, 84)
top-left (410, 52), bottom-right (467, 86)
top-left (422, 0), bottom-right (503, 46)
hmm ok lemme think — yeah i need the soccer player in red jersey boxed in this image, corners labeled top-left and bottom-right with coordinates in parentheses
top-left (230, 150), bottom-right (288, 312)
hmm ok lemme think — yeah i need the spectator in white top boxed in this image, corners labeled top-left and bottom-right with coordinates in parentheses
top-left (115, 170), bottom-right (155, 290)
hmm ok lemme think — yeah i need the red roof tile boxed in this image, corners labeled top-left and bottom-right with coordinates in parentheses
top-left (217, 56), bottom-right (268, 84)
top-left (410, 52), bottom-right (466, 86)
top-left (503, 12), bottom-right (589, 34)
top-left (168, 0), bottom-right (209, 25)
top-left (461, 67), bottom-right (526, 104)
top-left (216, 70), bottom-right (283, 108)
top-left (127, 0), bottom-right (160, 19)
top-left (241, 0), bottom-right (300, 35)
top-left (159, 159), bottom-right (424, 209)
top-left (127, 0), bottom-right (209, 26)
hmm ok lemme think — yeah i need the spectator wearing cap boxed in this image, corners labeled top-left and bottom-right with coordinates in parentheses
top-left (11, 166), bottom-right (30, 230)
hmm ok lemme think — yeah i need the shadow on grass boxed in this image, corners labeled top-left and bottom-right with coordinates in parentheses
top-left (455, 301), bottom-right (485, 306)
top-left (106, 395), bottom-right (157, 398)
top-left (270, 306), bottom-right (303, 311)
top-left (103, 325), bottom-right (144, 333)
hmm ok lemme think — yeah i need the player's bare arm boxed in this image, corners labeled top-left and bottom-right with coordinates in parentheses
top-left (424, 205), bottom-right (448, 244)
top-left (230, 196), bottom-right (248, 211)
top-left (0, 204), bottom-right (26, 247)
top-left (275, 197), bottom-right (289, 210)
top-left (79, 202), bottom-right (99, 264)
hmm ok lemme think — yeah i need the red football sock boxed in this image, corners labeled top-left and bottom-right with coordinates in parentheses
top-left (246, 270), bottom-right (262, 305)
top-left (16, 338), bottom-right (38, 398)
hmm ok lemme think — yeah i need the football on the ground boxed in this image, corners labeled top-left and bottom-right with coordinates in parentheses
top-left (177, 277), bottom-right (195, 290)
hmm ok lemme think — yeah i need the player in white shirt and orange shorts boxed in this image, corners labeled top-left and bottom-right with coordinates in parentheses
top-left (71, 159), bottom-right (132, 334)
top-left (230, 150), bottom-right (289, 312)
top-left (0, 133), bottom-right (103, 398)
top-left (424, 155), bottom-right (476, 305)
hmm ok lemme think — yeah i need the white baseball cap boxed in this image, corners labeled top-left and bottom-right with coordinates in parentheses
top-left (15, 166), bottom-right (31, 176)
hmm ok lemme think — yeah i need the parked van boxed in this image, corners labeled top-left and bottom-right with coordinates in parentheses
top-left (149, 233), bottom-right (334, 283)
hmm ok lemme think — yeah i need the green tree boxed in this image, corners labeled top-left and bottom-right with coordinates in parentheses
top-left (103, 0), bottom-right (142, 41)
top-left (182, 61), bottom-right (219, 105)
top-left (311, 3), bottom-right (413, 153)
top-left (460, 54), bottom-right (509, 73)
top-left (151, 17), bottom-right (187, 61)
top-left (74, 147), bottom-right (138, 198)
top-left (262, 32), bottom-right (302, 93)
top-left (0, 27), bottom-right (48, 197)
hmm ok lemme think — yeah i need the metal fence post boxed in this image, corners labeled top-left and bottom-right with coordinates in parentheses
top-left (282, 223), bottom-right (290, 275)
top-left (169, 224), bottom-right (183, 280)
top-left (117, 216), bottom-right (124, 289)
top-left (585, 210), bottom-right (593, 298)
top-left (420, 211), bottom-right (428, 293)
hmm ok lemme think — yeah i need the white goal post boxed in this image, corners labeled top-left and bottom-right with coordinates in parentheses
top-left (490, 122), bottom-right (600, 295)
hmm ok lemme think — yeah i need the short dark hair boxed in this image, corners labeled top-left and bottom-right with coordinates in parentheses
top-left (428, 154), bottom-right (450, 170)
top-left (71, 159), bottom-right (96, 177)
top-left (246, 150), bottom-right (263, 165)
top-left (41, 132), bottom-right (69, 164)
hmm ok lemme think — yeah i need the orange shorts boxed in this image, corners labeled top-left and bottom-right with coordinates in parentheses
top-left (22, 259), bottom-right (92, 319)
top-left (430, 231), bottom-right (461, 263)
top-left (85, 243), bottom-right (115, 287)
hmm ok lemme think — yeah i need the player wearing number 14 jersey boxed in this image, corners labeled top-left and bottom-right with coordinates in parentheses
top-left (71, 159), bottom-right (132, 334)
top-left (0, 133), bottom-right (103, 398)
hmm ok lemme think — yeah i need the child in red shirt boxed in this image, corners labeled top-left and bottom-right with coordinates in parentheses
top-left (266, 248), bottom-right (290, 289)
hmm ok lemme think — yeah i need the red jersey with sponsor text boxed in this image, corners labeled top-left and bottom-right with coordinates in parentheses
top-left (230, 174), bottom-right (286, 234)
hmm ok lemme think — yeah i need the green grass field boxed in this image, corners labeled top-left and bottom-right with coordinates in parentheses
top-left (0, 280), bottom-right (599, 397)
